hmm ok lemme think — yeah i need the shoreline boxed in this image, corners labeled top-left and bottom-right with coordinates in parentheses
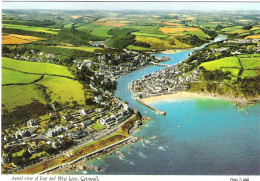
top-left (141, 92), bottom-right (260, 107)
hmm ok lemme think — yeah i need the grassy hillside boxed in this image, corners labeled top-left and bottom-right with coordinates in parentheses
top-left (2, 24), bottom-right (59, 34)
top-left (1, 57), bottom-right (87, 127)
top-left (2, 69), bottom-right (42, 84)
top-left (2, 57), bottom-right (74, 78)
top-left (2, 84), bottom-right (47, 112)
top-left (52, 46), bottom-right (102, 52)
top-left (200, 55), bottom-right (260, 79)
top-left (37, 76), bottom-right (85, 106)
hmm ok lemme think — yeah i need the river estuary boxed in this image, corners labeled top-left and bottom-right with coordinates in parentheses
top-left (68, 35), bottom-right (260, 175)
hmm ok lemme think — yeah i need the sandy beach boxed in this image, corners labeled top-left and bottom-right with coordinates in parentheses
top-left (142, 92), bottom-right (228, 103)
top-left (160, 48), bottom-right (194, 54)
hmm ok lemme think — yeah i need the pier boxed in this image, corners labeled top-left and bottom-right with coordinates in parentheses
top-left (150, 62), bottom-right (171, 67)
top-left (134, 97), bottom-right (166, 115)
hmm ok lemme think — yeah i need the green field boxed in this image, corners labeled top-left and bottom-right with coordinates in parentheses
top-left (2, 69), bottom-right (42, 84)
top-left (221, 26), bottom-right (244, 32)
top-left (76, 23), bottom-right (113, 38)
top-left (2, 57), bottom-right (74, 78)
top-left (132, 32), bottom-right (167, 38)
top-left (200, 57), bottom-right (241, 70)
top-left (200, 55), bottom-right (260, 78)
top-left (135, 35), bottom-right (191, 50)
top-left (91, 122), bottom-right (106, 131)
top-left (240, 58), bottom-right (260, 69)
top-left (241, 70), bottom-right (259, 79)
top-left (12, 149), bottom-right (25, 157)
top-left (2, 84), bottom-right (47, 111)
top-left (2, 24), bottom-right (58, 34)
top-left (37, 75), bottom-right (85, 106)
top-left (127, 45), bottom-right (149, 51)
top-left (184, 30), bottom-right (210, 39)
top-left (52, 46), bottom-right (102, 52)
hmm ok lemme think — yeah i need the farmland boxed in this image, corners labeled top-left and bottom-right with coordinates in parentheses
top-left (2, 57), bottom-right (86, 125)
top-left (2, 69), bottom-right (42, 84)
top-left (160, 27), bottom-right (200, 34)
top-left (2, 57), bottom-right (74, 77)
top-left (2, 84), bottom-right (47, 112)
top-left (2, 33), bottom-right (46, 45)
top-left (37, 75), bottom-right (85, 106)
top-left (200, 55), bottom-right (260, 79)
top-left (244, 34), bottom-right (260, 39)
top-left (2, 24), bottom-right (59, 34)
top-left (75, 23), bottom-right (113, 38)
top-left (52, 46), bottom-right (102, 52)
top-left (93, 21), bottom-right (126, 27)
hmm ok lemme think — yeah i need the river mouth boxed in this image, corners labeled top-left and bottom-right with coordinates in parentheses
top-left (69, 35), bottom-right (260, 175)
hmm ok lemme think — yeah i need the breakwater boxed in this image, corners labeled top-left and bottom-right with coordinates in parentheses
top-left (134, 97), bottom-right (166, 115)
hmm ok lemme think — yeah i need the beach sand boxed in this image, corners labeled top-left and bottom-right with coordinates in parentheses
top-left (141, 92), bottom-right (223, 103)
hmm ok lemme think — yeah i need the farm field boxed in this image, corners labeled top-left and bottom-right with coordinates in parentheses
top-left (2, 33), bottom-right (46, 45)
top-left (200, 56), bottom-right (241, 77)
top-left (37, 75), bottom-right (85, 106)
top-left (52, 46), bottom-right (102, 52)
top-left (244, 34), bottom-right (260, 39)
top-left (75, 23), bottom-right (113, 38)
top-left (127, 45), bottom-right (149, 51)
top-left (93, 21), bottom-right (126, 27)
top-left (2, 68), bottom-right (42, 84)
top-left (200, 55), bottom-right (260, 79)
top-left (241, 70), bottom-right (259, 79)
top-left (131, 32), bottom-right (167, 38)
top-left (135, 35), bottom-right (191, 50)
top-left (200, 56), bottom-right (241, 70)
top-left (160, 27), bottom-right (200, 34)
top-left (2, 84), bottom-right (47, 112)
top-left (2, 24), bottom-right (59, 34)
top-left (2, 57), bottom-right (74, 77)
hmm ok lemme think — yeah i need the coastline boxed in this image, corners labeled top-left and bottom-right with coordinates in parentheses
top-left (141, 91), bottom-right (260, 107)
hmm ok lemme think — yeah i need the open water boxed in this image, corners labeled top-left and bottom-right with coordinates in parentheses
top-left (68, 35), bottom-right (260, 175)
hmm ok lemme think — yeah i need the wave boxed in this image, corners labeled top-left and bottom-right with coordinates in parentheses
top-left (138, 152), bottom-right (148, 158)
top-left (158, 146), bottom-right (166, 151)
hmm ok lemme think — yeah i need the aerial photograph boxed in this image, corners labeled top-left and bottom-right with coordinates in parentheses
top-left (1, 1), bottom-right (260, 178)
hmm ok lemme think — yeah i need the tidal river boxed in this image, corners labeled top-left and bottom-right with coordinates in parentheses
top-left (69, 35), bottom-right (260, 175)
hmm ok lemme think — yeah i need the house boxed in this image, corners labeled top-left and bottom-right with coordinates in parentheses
top-left (47, 126), bottom-right (66, 137)
top-left (71, 130), bottom-right (87, 139)
top-left (62, 115), bottom-right (69, 120)
top-left (27, 119), bottom-right (38, 127)
top-left (79, 109), bottom-right (87, 116)
top-left (95, 108), bottom-right (104, 113)
top-left (94, 95), bottom-right (104, 103)
top-left (100, 117), bottom-right (114, 126)
top-left (28, 145), bottom-right (41, 154)
top-left (80, 120), bottom-right (93, 128)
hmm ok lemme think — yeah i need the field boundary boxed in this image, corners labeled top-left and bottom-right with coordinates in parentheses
top-left (2, 67), bottom-right (75, 80)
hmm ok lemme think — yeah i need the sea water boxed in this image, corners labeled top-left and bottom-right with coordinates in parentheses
top-left (67, 35), bottom-right (259, 175)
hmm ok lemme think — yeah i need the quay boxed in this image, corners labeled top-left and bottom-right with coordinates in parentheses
top-left (150, 62), bottom-right (171, 67)
top-left (38, 136), bottom-right (132, 175)
top-left (134, 97), bottom-right (166, 115)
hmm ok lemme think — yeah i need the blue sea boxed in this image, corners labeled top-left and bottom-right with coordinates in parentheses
top-left (67, 35), bottom-right (260, 175)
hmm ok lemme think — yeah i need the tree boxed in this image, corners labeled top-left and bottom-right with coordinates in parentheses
top-left (22, 150), bottom-right (32, 159)
top-left (12, 156), bottom-right (23, 166)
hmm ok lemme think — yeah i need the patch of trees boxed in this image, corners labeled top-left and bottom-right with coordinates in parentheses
top-left (176, 34), bottom-right (207, 47)
top-left (106, 28), bottom-right (136, 49)
top-left (2, 28), bottom-right (55, 39)
top-left (2, 101), bottom-right (51, 128)
top-left (54, 28), bottom-right (103, 45)
top-left (2, 20), bottom-right (56, 27)
top-left (132, 41), bottom-right (151, 48)
top-left (199, 67), bottom-right (231, 81)
top-left (201, 28), bottom-right (218, 39)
